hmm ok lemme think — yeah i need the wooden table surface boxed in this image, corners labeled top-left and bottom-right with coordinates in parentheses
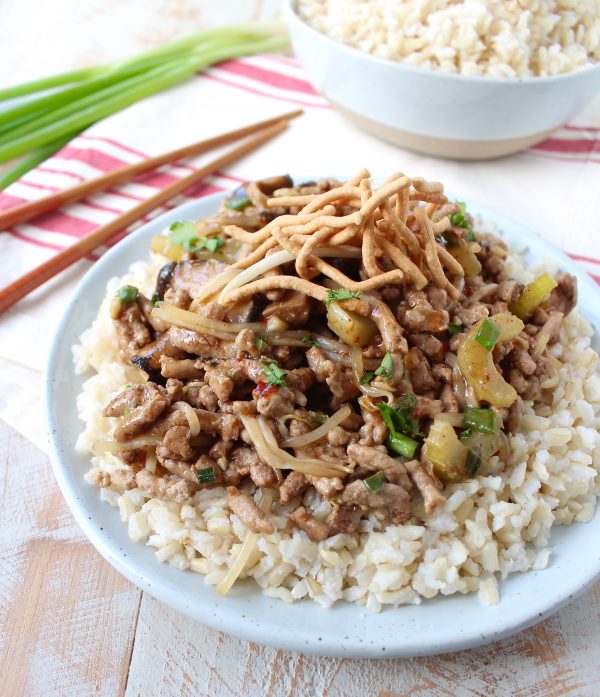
top-left (1, 2), bottom-right (600, 696)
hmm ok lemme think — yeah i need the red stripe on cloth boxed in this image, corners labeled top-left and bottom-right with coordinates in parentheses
top-left (214, 170), bottom-right (246, 184)
top-left (58, 144), bottom-right (130, 172)
top-left (79, 134), bottom-right (149, 160)
top-left (22, 211), bottom-right (96, 238)
top-left (218, 59), bottom-right (318, 95)
top-left (564, 125), bottom-right (600, 132)
top-left (8, 228), bottom-right (66, 252)
top-left (532, 137), bottom-right (600, 155)
top-left (36, 165), bottom-right (85, 182)
top-left (15, 178), bottom-right (61, 193)
top-left (589, 272), bottom-right (600, 285)
top-left (202, 73), bottom-right (330, 110)
top-left (567, 252), bottom-right (600, 267)
top-left (522, 150), bottom-right (600, 165)
top-left (0, 192), bottom-right (28, 211)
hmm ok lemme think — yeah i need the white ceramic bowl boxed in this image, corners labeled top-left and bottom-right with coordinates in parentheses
top-left (285, 1), bottom-right (600, 160)
top-left (45, 187), bottom-right (600, 657)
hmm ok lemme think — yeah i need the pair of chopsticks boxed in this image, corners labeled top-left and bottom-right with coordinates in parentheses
top-left (0, 109), bottom-right (302, 314)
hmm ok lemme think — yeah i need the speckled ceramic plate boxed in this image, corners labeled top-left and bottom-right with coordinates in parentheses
top-left (45, 187), bottom-right (600, 658)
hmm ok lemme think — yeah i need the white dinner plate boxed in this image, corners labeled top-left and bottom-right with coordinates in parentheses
top-left (45, 186), bottom-right (600, 658)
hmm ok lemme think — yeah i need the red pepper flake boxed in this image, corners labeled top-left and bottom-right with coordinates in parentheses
top-left (253, 380), bottom-right (277, 398)
top-left (464, 286), bottom-right (474, 297)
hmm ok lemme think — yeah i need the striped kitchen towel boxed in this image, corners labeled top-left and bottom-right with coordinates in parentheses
top-left (0, 53), bottom-right (599, 450)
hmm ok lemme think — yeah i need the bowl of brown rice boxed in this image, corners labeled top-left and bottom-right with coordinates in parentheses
top-left (286, 0), bottom-right (600, 159)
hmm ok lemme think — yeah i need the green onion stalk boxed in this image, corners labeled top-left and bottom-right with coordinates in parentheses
top-left (0, 22), bottom-right (289, 190)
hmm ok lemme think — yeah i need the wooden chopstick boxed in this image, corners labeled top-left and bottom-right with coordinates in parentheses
top-left (0, 109), bottom-right (302, 230)
top-left (0, 120), bottom-right (288, 314)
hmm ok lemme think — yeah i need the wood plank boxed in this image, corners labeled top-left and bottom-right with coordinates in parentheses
top-left (125, 583), bottom-right (600, 697)
top-left (0, 422), bottom-right (141, 696)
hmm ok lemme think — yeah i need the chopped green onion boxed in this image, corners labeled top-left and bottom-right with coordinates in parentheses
top-left (465, 230), bottom-right (476, 242)
top-left (264, 362), bottom-right (287, 387)
top-left (195, 466), bottom-right (216, 484)
top-left (378, 399), bottom-right (421, 458)
top-left (154, 300), bottom-right (164, 308)
top-left (192, 236), bottom-right (225, 254)
top-left (225, 193), bottom-right (251, 211)
top-left (464, 407), bottom-right (496, 435)
top-left (324, 288), bottom-right (362, 309)
top-left (310, 411), bottom-right (328, 425)
top-left (448, 323), bottom-right (463, 335)
top-left (475, 319), bottom-right (500, 351)
top-left (387, 433), bottom-right (418, 459)
top-left (363, 471), bottom-right (385, 494)
top-left (466, 452), bottom-right (480, 477)
top-left (117, 285), bottom-right (138, 303)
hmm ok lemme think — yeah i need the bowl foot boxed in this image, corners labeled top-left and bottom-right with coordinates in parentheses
top-left (332, 101), bottom-right (556, 160)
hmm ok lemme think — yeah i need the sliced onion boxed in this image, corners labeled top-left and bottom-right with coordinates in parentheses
top-left (218, 250), bottom-right (294, 303)
top-left (240, 415), bottom-right (350, 477)
top-left (434, 412), bottom-right (465, 427)
top-left (350, 347), bottom-right (364, 386)
top-left (215, 487), bottom-right (274, 596)
top-left (464, 283), bottom-right (498, 307)
top-left (94, 436), bottom-right (162, 453)
top-left (145, 447), bottom-right (157, 473)
top-left (280, 405), bottom-right (351, 448)
top-left (174, 401), bottom-right (201, 437)
top-left (190, 268), bottom-right (241, 307)
top-left (153, 304), bottom-right (262, 338)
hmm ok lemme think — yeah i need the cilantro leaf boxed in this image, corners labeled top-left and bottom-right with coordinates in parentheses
top-left (379, 394), bottom-right (423, 439)
top-left (360, 352), bottom-right (394, 385)
top-left (360, 371), bottom-right (375, 385)
top-left (254, 336), bottom-right (265, 351)
top-left (169, 221), bottom-right (198, 252)
top-left (324, 288), bottom-right (362, 309)
top-left (264, 362), bottom-right (287, 387)
top-left (302, 337), bottom-right (322, 348)
top-left (374, 352), bottom-right (394, 381)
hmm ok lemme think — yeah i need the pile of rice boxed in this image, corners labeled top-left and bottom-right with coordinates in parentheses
top-left (296, 0), bottom-right (600, 77)
top-left (74, 231), bottom-right (600, 612)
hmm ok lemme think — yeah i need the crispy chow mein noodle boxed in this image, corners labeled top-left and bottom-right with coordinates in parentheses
top-left (84, 169), bottom-right (587, 598)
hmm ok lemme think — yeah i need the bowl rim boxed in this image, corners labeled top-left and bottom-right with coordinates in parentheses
top-left (285, 0), bottom-right (600, 86)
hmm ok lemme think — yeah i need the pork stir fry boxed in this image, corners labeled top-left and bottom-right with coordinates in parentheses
top-left (96, 171), bottom-right (577, 543)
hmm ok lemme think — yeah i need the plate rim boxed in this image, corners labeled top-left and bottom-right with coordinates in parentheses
top-left (44, 188), bottom-right (600, 658)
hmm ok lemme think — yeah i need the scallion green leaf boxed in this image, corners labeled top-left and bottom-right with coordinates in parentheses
top-left (386, 433), bottom-right (418, 459)
top-left (447, 323), bottom-right (462, 335)
top-left (195, 466), bottom-right (216, 484)
top-left (364, 471), bottom-right (385, 494)
top-left (475, 319), bottom-right (500, 351)
top-left (464, 407), bottom-right (496, 435)
top-left (117, 285), bottom-right (138, 303)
